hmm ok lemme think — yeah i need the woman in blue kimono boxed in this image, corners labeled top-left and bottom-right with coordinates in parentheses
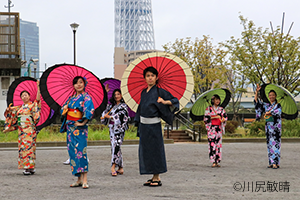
top-left (101, 88), bottom-right (129, 176)
top-left (134, 67), bottom-right (179, 187)
top-left (254, 85), bottom-right (282, 169)
top-left (61, 76), bottom-right (95, 189)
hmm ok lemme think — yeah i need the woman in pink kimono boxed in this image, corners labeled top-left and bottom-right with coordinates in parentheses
top-left (204, 95), bottom-right (227, 167)
top-left (3, 81), bottom-right (41, 175)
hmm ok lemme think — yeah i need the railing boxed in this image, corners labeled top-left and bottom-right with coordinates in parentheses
top-left (165, 113), bottom-right (202, 142)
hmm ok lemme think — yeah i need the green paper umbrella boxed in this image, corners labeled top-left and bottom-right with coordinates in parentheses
top-left (260, 84), bottom-right (298, 120)
top-left (190, 88), bottom-right (231, 121)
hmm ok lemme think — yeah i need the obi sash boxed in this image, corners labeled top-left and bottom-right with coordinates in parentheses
top-left (264, 114), bottom-right (274, 122)
top-left (67, 108), bottom-right (83, 121)
top-left (211, 115), bottom-right (221, 126)
top-left (140, 116), bottom-right (161, 124)
top-left (17, 115), bottom-right (33, 126)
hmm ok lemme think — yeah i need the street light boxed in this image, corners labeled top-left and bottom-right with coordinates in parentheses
top-left (70, 22), bottom-right (79, 65)
top-left (26, 58), bottom-right (38, 77)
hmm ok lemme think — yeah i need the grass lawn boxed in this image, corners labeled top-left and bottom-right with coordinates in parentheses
top-left (0, 125), bottom-right (139, 143)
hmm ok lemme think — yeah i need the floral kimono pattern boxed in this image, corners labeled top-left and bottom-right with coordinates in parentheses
top-left (254, 100), bottom-right (282, 165)
top-left (101, 103), bottom-right (129, 168)
top-left (4, 100), bottom-right (41, 169)
top-left (204, 106), bottom-right (227, 163)
top-left (60, 92), bottom-right (94, 177)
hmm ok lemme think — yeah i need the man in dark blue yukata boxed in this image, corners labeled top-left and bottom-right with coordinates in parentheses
top-left (134, 66), bottom-right (179, 187)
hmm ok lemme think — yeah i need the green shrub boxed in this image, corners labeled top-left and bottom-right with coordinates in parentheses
top-left (245, 120), bottom-right (265, 136)
top-left (193, 121), bottom-right (206, 135)
top-left (230, 120), bottom-right (239, 129)
top-left (245, 118), bottom-right (300, 137)
top-left (225, 121), bottom-right (236, 134)
top-left (282, 118), bottom-right (300, 137)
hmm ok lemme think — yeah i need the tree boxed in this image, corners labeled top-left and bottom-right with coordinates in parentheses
top-left (163, 36), bottom-right (228, 100)
top-left (223, 67), bottom-right (248, 120)
top-left (224, 15), bottom-right (300, 96)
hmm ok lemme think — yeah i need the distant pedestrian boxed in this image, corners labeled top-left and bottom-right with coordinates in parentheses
top-left (204, 95), bottom-right (227, 167)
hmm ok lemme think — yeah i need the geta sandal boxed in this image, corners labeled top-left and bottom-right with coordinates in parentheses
top-left (143, 179), bottom-right (153, 186)
top-left (149, 180), bottom-right (162, 187)
top-left (82, 183), bottom-right (89, 189)
top-left (70, 182), bottom-right (82, 187)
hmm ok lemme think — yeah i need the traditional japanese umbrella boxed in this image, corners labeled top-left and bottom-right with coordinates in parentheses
top-left (190, 88), bottom-right (231, 121)
top-left (39, 64), bottom-right (107, 118)
top-left (101, 77), bottom-right (135, 117)
top-left (120, 52), bottom-right (194, 112)
top-left (260, 83), bottom-right (298, 120)
top-left (6, 77), bottom-right (56, 131)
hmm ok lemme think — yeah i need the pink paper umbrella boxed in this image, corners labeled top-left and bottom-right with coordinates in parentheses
top-left (6, 77), bottom-right (57, 131)
top-left (101, 77), bottom-right (135, 118)
top-left (39, 64), bottom-right (107, 118)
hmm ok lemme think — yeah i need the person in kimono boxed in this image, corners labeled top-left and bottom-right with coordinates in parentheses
top-left (101, 88), bottom-right (129, 176)
top-left (61, 76), bottom-right (95, 189)
top-left (254, 85), bottom-right (282, 169)
top-left (3, 81), bottom-right (41, 175)
top-left (134, 66), bottom-right (179, 187)
top-left (204, 95), bottom-right (227, 167)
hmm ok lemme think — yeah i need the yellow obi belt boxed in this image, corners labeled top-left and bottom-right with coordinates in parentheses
top-left (67, 108), bottom-right (83, 121)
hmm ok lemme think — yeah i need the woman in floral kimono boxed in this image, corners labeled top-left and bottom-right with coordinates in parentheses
top-left (3, 81), bottom-right (41, 175)
top-left (254, 85), bottom-right (282, 169)
top-left (60, 76), bottom-right (94, 189)
top-left (204, 95), bottom-right (227, 167)
top-left (101, 88), bottom-right (129, 176)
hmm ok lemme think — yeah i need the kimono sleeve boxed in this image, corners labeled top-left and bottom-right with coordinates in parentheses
top-left (60, 96), bottom-right (71, 115)
top-left (101, 104), bottom-right (112, 125)
top-left (3, 105), bottom-right (20, 132)
top-left (221, 107), bottom-right (228, 125)
top-left (157, 88), bottom-right (179, 125)
top-left (112, 103), bottom-right (129, 133)
top-left (31, 100), bottom-right (41, 125)
top-left (204, 106), bottom-right (212, 131)
top-left (82, 94), bottom-right (95, 121)
top-left (254, 100), bottom-right (265, 120)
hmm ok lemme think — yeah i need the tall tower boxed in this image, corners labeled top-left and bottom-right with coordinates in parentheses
top-left (115, 0), bottom-right (155, 51)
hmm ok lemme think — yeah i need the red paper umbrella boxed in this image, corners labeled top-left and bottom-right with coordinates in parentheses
top-left (40, 64), bottom-right (107, 118)
top-left (6, 77), bottom-right (57, 131)
top-left (121, 52), bottom-right (194, 112)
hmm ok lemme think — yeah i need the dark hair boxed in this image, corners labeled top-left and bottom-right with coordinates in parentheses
top-left (211, 94), bottom-right (221, 106)
top-left (73, 76), bottom-right (86, 85)
top-left (268, 90), bottom-right (277, 103)
top-left (20, 90), bottom-right (30, 97)
top-left (143, 66), bottom-right (158, 78)
top-left (268, 90), bottom-right (277, 96)
top-left (109, 89), bottom-right (124, 106)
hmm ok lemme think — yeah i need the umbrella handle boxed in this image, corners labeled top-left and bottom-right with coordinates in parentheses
top-left (101, 107), bottom-right (113, 120)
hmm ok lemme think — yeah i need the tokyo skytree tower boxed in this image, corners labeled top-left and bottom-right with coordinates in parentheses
top-left (114, 0), bottom-right (155, 51)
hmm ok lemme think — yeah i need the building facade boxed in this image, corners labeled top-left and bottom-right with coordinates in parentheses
top-left (20, 19), bottom-right (39, 78)
top-left (0, 12), bottom-right (21, 120)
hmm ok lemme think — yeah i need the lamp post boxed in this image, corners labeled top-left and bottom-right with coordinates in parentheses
top-left (70, 22), bottom-right (79, 65)
top-left (26, 58), bottom-right (38, 77)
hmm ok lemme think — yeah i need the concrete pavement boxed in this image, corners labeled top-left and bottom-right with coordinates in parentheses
top-left (1, 142), bottom-right (299, 200)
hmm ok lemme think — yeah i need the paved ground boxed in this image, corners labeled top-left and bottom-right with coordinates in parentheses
top-left (1, 142), bottom-right (299, 200)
